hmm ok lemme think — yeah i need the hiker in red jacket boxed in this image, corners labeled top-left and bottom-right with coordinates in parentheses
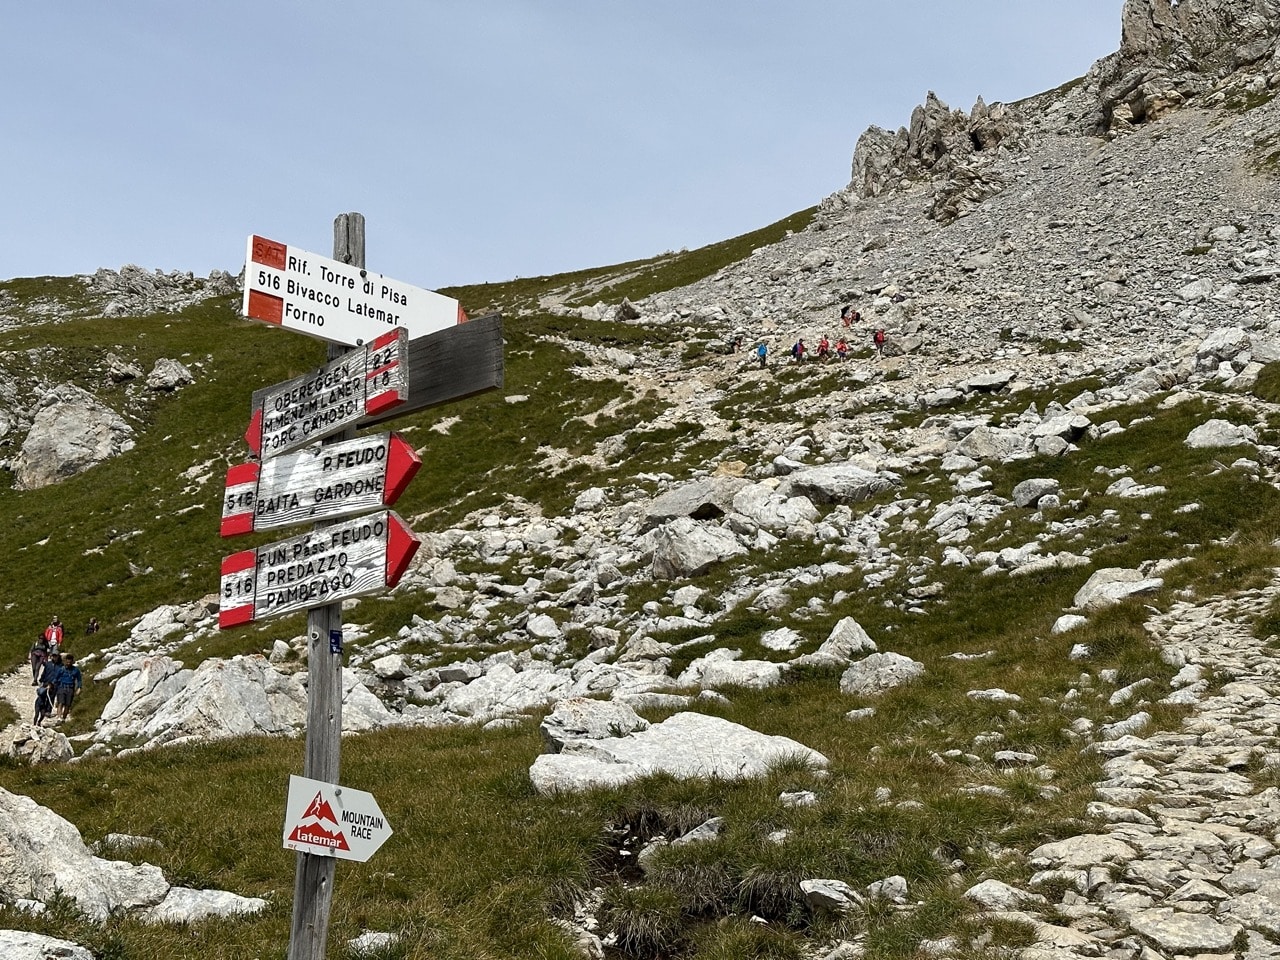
top-left (873, 329), bottom-right (886, 357)
top-left (44, 616), bottom-right (63, 653)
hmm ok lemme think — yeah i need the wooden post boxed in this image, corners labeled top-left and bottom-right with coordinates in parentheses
top-left (287, 212), bottom-right (364, 960)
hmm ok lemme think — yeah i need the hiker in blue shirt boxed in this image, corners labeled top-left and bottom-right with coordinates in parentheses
top-left (38, 653), bottom-right (63, 690)
top-left (33, 683), bottom-right (53, 727)
top-left (756, 341), bottom-right (768, 368)
top-left (55, 655), bottom-right (83, 721)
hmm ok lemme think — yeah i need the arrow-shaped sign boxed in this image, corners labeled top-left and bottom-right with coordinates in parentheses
top-left (283, 775), bottom-right (393, 863)
top-left (221, 432), bottom-right (420, 537)
top-left (244, 234), bottom-right (465, 347)
top-left (245, 328), bottom-right (408, 459)
top-left (219, 510), bottom-right (419, 628)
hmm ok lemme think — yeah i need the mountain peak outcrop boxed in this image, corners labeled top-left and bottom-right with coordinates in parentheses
top-left (1090, 0), bottom-right (1280, 131)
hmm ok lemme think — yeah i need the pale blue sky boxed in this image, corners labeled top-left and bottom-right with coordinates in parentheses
top-left (3, 3), bottom-right (1123, 289)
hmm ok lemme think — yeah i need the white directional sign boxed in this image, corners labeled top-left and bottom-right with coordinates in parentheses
top-left (219, 510), bottom-right (420, 628)
top-left (222, 432), bottom-right (420, 537)
top-left (245, 328), bottom-right (408, 459)
top-left (283, 775), bottom-right (392, 863)
top-left (244, 234), bottom-right (467, 347)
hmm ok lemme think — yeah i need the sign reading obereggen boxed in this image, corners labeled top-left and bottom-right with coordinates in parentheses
top-left (245, 328), bottom-right (408, 459)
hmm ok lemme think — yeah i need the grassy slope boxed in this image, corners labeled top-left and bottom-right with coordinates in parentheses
top-left (0, 214), bottom-right (1278, 958)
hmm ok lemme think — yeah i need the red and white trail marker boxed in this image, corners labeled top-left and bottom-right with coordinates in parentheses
top-left (283, 775), bottom-right (392, 863)
top-left (245, 328), bottom-right (408, 459)
top-left (219, 510), bottom-right (419, 628)
top-left (221, 432), bottom-right (420, 537)
top-left (243, 234), bottom-right (466, 347)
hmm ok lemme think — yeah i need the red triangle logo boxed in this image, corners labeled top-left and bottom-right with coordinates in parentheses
top-left (288, 790), bottom-right (351, 851)
top-left (301, 791), bottom-right (338, 826)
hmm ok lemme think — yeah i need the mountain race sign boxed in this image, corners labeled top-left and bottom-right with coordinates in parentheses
top-left (283, 775), bottom-right (392, 863)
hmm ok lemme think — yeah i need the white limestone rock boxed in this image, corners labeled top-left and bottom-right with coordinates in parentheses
top-left (793, 617), bottom-right (877, 667)
top-left (139, 886), bottom-right (267, 923)
top-left (0, 787), bottom-right (169, 920)
top-left (5, 724), bottom-right (73, 765)
top-left (650, 517), bottom-right (747, 579)
top-left (13, 384), bottom-right (136, 490)
top-left (777, 463), bottom-right (902, 505)
top-left (540, 697), bottom-right (650, 752)
top-left (1185, 418), bottom-right (1258, 449)
top-left (529, 711), bottom-right (828, 795)
top-left (839, 653), bottom-right (925, 697)
top-left (145, 357), bottom-right (195, 391)
top-left (0, 930), bottom-right (95, 959)
top-left (1073, 568), bottom-right (1163, 610)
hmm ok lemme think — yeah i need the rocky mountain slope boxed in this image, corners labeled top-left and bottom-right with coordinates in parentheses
top-left (0, 2), bottom-right (1279, 958)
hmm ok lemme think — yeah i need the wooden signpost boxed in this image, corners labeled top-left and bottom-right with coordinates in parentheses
top-left (221, 432), bottom-right (421, 536)
top-left (220, 213), bottom-right (504, 960)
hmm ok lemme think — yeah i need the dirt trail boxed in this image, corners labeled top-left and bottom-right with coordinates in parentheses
top-left (0, 663), bottom-right (39, 735)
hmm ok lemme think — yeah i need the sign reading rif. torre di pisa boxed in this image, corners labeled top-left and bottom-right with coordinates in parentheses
top-left (222, 214), bottom-right (503, 960)
top-left (244, 234), bottom-right (466, 346)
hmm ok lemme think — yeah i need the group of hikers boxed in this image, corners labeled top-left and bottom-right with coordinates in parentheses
top-left (746, 305), bottom-right (888, 369)
top-left (27, 615), bottom-right (93, 726)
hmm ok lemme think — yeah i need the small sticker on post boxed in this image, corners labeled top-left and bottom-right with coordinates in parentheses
top-left (329, 629), bottom-right (343, 655)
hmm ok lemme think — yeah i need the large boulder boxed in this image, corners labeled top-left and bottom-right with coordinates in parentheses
top-left (1073, 568), bottom-right (1164, 610)
top-left (5, 724), bottom-right (73, 765)
top-left (651, 517), bottom-right (747, 579)
top-left (730, 484), bottom-right (819, 533)
top-left (12, 384), bottom-right (135, 490)
top-left (139, 886), bottom-right (267, 923)
top-left (0, 787), bottom-right (168, 919)
top-left (644, 478), bottom-right (749, 529)
top-left (792, 617), bottom-right (877, 668)
top-left (145, 358), bottom-right (194, 391)
top-left (0, 930), bottom-right (95, 959)
top-left (954, 425), bottom-right (1031, 461)
top-left (678, 651), bottom-right (787, 690)
top-left (540, 698), bottom-right (650, 753)
top-left (777, 464), bottom-right (902, 505)
top-left (839, 653), bottom-right (926, 697)
top-left (1185, 419), bottom-right (1258, 448)
top-left (529, 712), bottom-right (828, 795)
